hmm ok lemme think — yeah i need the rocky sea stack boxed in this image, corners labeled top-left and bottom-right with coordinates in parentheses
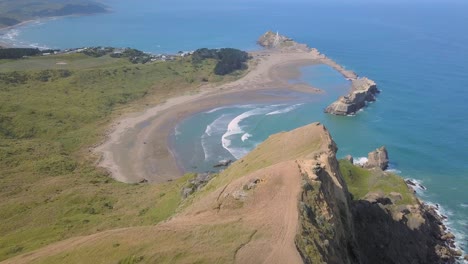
top-left (325, 77), bottom-right (380, 115)
top-left (364, 146), bottom-right (389, 170)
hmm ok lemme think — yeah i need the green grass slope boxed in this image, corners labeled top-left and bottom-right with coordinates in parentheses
top-left (339, 160), bottom-right (416, 205)
top-left (0, 53), bottom-right (240, 261)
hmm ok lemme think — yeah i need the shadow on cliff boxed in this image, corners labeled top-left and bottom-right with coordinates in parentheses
top-left (352, 200), bottom-right (452, 264)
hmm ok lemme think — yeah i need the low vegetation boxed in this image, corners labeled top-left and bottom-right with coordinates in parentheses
top-left (0, 48), bottom-right (42, 59)
top-left (192, 48), bottom-right (249, 75)
top-left (0, 52), bottom-right (244, 261)
top-left (339, 160), bottom-right (415, 205)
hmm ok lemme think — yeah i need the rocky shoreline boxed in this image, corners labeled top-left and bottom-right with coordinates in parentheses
top-left (257, 31), bottom-right (379, 116)
top-left (347, 148), bottom-right (465, 263)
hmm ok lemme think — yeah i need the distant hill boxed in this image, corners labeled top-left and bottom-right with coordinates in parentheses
top-left (0, 0), bottom-right (108, 28)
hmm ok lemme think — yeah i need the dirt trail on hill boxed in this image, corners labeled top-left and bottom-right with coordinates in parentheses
top-left (4, 161), bottom-right (304, 264)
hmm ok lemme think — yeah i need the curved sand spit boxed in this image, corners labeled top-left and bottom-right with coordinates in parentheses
top-left (94, 48), bottom-right (356, 183)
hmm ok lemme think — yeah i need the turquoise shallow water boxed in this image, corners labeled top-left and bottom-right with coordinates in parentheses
top-left (2, 0), bottom-right (467, 254)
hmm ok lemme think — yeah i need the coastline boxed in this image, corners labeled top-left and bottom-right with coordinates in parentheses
top-left (94, 48), bottom-right (349, 183)
top-left (0, 10), bottom-right (112, 49)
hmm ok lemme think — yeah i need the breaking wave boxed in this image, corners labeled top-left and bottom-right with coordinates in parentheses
top-left (266, 103), bottom-right (303, 115)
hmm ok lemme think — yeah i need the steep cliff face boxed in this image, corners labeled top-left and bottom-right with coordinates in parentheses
top-left (294, 128), bottom-right (360, 264)
top-left (324, 77), bottom-right (379, 115)
top-left (340, 156), bottom-right (461, 264)
top-left (352, 199), bottom-right (460, 264)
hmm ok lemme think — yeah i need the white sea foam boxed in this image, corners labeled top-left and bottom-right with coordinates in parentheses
top-left (0, 29), bottom-right (19, 41)
top-left (241, 133), bottom-right (252, 142)
top-left (200, 137), bottom-right (210, 161)
top-left (353, 157), bottom-right (368, 166)
top-left (205, 106), bottom-right (228, 114)
top-left (202, 114), bottom-right (232, 160)
top-left (405, 178), bottom-right (427, 195)
top-left (460, 203), bottom-right (468, 208)
top-left (174, 125), bottom-right (181, 136)
top-left (423, 200), bottom-right (467, 256)
top-left (385, 168), bottom-right (402, 174)
top-left (205, 114), bottom-right (229, 136)
top-left (385, 163), bottom-right (402, 174)
top-left (266, 103), bottom-right (303, 116)
top-left (204, 104), bottom-right (255, 114)
top-left (221, 106), bottom-right (274, 159)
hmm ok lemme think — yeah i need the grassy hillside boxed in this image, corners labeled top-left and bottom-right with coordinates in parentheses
top-left (339, 160), bottom-right (416, 205)
top-left (2, 123), bottom-right (331, 264)
top-left (0, 52), bottom-right (242, 261)
top-left (0, 0), bottom-right (107, 28)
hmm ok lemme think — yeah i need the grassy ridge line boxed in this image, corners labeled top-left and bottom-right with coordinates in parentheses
top-left (0, 53), bottom-right (241, 261)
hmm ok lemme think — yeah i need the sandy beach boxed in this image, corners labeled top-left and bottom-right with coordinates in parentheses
top-left (94, 48), bottom-right (355, 183)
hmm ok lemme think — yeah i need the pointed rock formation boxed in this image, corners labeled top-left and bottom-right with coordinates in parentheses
top-left (364, 146), bottom-right (389, 170)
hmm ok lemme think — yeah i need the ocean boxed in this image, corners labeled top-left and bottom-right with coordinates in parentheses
top-left (2, 0), bottom-right (467, 254)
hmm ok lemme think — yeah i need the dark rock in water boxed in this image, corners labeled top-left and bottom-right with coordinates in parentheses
top-left (324, 77), bottom-right (379, 116)
top-left (405, 179), bottom-right (416, 186)
top-left (344, 155), bottom-right (354, 164)
top-left (464, 254), bottom-right (468, 261)
top-left (213, 159), bottom-right (232, 168)
top-left (364, 146), bottom-right (389, 170)
top-left (405, 179), bottom-right (428, 194)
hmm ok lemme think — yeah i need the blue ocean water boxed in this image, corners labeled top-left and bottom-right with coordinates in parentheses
top-left (2, 0), bottom-right (467, 254)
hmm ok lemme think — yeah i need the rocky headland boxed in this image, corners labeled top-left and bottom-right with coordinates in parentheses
top-left (257, 31), bottom-right (380, 116)
top-left (345, 148), bottom-right (462, 263)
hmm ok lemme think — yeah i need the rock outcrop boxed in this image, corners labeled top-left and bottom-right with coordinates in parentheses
top-left (325, 77), bottom-right (379, 115)
top-left (257, 31), bottom-right (293, 49)
top-left (257, 31), bottom-right (317, 52)
top-left (364, 146), bottom-right (389, 170)
top-left (213, 159), bottom-right (232, 168)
